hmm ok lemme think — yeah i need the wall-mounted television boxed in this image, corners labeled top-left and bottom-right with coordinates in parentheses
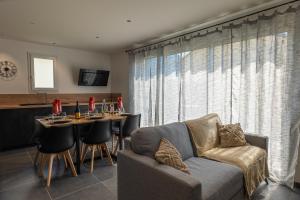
top-left (78, 69), bottom-right (109, 86)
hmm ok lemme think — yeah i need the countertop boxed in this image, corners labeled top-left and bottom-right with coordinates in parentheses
top-left (0, 102), bottom-right (116, 110)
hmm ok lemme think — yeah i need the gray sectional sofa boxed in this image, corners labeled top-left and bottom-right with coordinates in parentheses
top-left (118, 120), bottom-right (268, 200)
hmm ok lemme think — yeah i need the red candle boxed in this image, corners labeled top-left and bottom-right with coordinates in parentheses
top-left (89, 96), bottom-right (95, 112)
top-left (117, 96), bottom-right (123, 110)
top-left (52, 99), bottom-right (59, 115)
top-left (57, 99), bottom-right (62, 113)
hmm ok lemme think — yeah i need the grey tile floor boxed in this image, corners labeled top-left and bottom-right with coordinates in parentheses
top-left (0, 147), bottom-right (117, 200)
top-left (0, 147), bottom-right (299, 200)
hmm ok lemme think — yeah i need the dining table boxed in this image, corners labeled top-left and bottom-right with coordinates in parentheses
top-left (36, 113), bottom-right (127, 174)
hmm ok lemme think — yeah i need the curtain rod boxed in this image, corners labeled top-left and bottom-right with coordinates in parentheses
top-left (125, 0), bottom-right (299, 53)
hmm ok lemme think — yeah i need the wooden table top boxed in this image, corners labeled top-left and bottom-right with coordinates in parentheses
top-left (36, 114), bottom-right (126, 128)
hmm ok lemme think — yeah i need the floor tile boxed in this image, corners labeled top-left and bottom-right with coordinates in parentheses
top-left (57, 182), bottom-right (116, 200)
top-left (0, 167), bottom-right (40, 192)
top-left (102, 177), bottom-right (117, 197)
top-left (1, 147), bottom-right (300, 200)
top-left (90, 163), bottom-right (117, 182)
top-left (26, 147), bottom-right (38, 162)
top-left (0, 180), bottom-right (50, 200)
top-left (252, 182), bottom-right (300, 200)
top-left (46, 173), bottom-right (99, 199)
top-left (0, 150), bottom-right (39, 192)
top-left (0, 151), bottom-right (32, 175)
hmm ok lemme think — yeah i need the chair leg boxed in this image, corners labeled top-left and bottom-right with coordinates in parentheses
top-left (63, 154), bottom-right (68, 169)
top-left (90, 145), bottom-right (95, 173)
top-left (39, 154), bottom-right (47, 177)
top-left (64, 150), bottom-right (78, 177)
top-left (104, 143), bottom-right (113, 166)
top-left (111, 134), bottom-right (115, 152)
top-left (80, 143), bottom-right (85, 160)
top-left (46, 154), bottom-right (55, 187)
top-left (112, 137), bottom-right (119, 155)
top-left (97, 145), bottom-right (103, 159)
top-left (81, 144), bottom-right (89, 164)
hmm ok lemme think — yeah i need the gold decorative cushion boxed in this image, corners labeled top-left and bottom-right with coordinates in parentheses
top-left (185, 113), bottom-right (221, 155)
top-left (218, 123), bottom-right (247, 148)
top-left (155, 138), bottom-right (190, 174)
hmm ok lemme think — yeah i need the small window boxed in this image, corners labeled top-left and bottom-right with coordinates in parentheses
top-left (29, 53), bottom-right (56, 91)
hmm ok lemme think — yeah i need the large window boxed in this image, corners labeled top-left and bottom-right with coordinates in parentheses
top-left (29, 53), bottom-right (56, 91)
top-left (129, 5), bottom-right (300, 187)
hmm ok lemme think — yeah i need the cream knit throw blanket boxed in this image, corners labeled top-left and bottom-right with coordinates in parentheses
top-left (202, 145), bottom-right (269, 197)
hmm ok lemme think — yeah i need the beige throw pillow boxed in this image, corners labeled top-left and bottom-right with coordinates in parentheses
top-left (155, 138), bottom-right (190, 174)
top-left (218, 123), bottom-right (247, 148)
top-left (185, 113), bottom-right (221, 155)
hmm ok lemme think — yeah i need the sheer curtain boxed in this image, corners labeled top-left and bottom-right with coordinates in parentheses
top-left (129, 2), bottom-right (300, 187)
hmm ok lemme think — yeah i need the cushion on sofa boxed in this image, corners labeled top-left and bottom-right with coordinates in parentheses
top-left (131, 122), bottom-right (194, 160)
top-left (185, 113), bottom-right (221, 155)
top-left (217, 123), bottom-right (247, 148)
top-left (184, 157), bottom-right (244, 200)
top-left (155, 138), bottom-right (190, 174)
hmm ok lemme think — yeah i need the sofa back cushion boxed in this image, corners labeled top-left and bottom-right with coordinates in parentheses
top-left (130, 122), bottom-right (194, 161)
top-left (185, 113), bottom-right (221, 155)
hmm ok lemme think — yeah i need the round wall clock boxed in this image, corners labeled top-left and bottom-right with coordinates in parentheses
top-left (0, 61), bottom-right (17, 80)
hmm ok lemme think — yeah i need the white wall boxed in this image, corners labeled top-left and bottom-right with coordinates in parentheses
top-left (0, 38), bottom-right (111, 94)
top-left (110, 51), bottom-right (129, 110)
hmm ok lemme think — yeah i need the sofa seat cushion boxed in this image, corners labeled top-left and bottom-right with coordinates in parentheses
top-left (131, 122), bottom-right (194, 160)
top-left (184, 157), bottom-right (244, 200)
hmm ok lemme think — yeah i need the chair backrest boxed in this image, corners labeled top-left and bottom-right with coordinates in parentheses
top-left (31, 116), bottom-right (46, 144)
top-left (122, 114), bottom-right (141, 137)
top-left (84, 120), bottom-right (111, 144)
top-left (39, 125), bottom-right (74, 153)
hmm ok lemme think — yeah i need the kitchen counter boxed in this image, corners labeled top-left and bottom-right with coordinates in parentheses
top-left (0, 102), bottom-right (119, 151)
top-left (0, 102), bottom-right (116, 110)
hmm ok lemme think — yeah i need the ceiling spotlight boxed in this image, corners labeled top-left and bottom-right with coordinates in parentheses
top-left (126, 19), bottom-right (132, 23)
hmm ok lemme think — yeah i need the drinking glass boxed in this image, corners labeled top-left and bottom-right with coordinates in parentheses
top-left (61, 112), bottom-right (67, 119)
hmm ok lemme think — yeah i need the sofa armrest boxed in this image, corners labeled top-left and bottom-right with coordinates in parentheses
top-left (118, 150), bottom-right (202, 200)
top-left (245, 133), bottom-right (268, 152)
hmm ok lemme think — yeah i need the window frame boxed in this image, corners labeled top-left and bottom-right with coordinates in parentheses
top-left (28, 53), bottom-right (58, 92)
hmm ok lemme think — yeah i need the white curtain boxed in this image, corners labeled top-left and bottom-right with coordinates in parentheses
top-left (129, 2), bottom-right (300, 187)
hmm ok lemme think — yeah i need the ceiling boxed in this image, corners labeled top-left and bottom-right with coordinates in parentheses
top-left (0, 0), bottom-right (276, 53)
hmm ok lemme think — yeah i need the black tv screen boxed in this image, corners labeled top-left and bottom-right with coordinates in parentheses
top-left (78, 69), bottom-right (109, 86)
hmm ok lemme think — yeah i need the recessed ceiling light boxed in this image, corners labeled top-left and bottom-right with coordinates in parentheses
top-left (96, 36), bottom-right (100, 39)
top-left (126, 19), bottom-right (132, 23)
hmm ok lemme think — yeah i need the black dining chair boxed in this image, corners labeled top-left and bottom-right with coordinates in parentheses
top-left (37, 124), bottom-right (77, 187)
top-left (112, 114), bottom-right (141, 155)
top-left (31, 116), bottom-right (46, 166)
top-left (80, 120), bottom-right (113, 173)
